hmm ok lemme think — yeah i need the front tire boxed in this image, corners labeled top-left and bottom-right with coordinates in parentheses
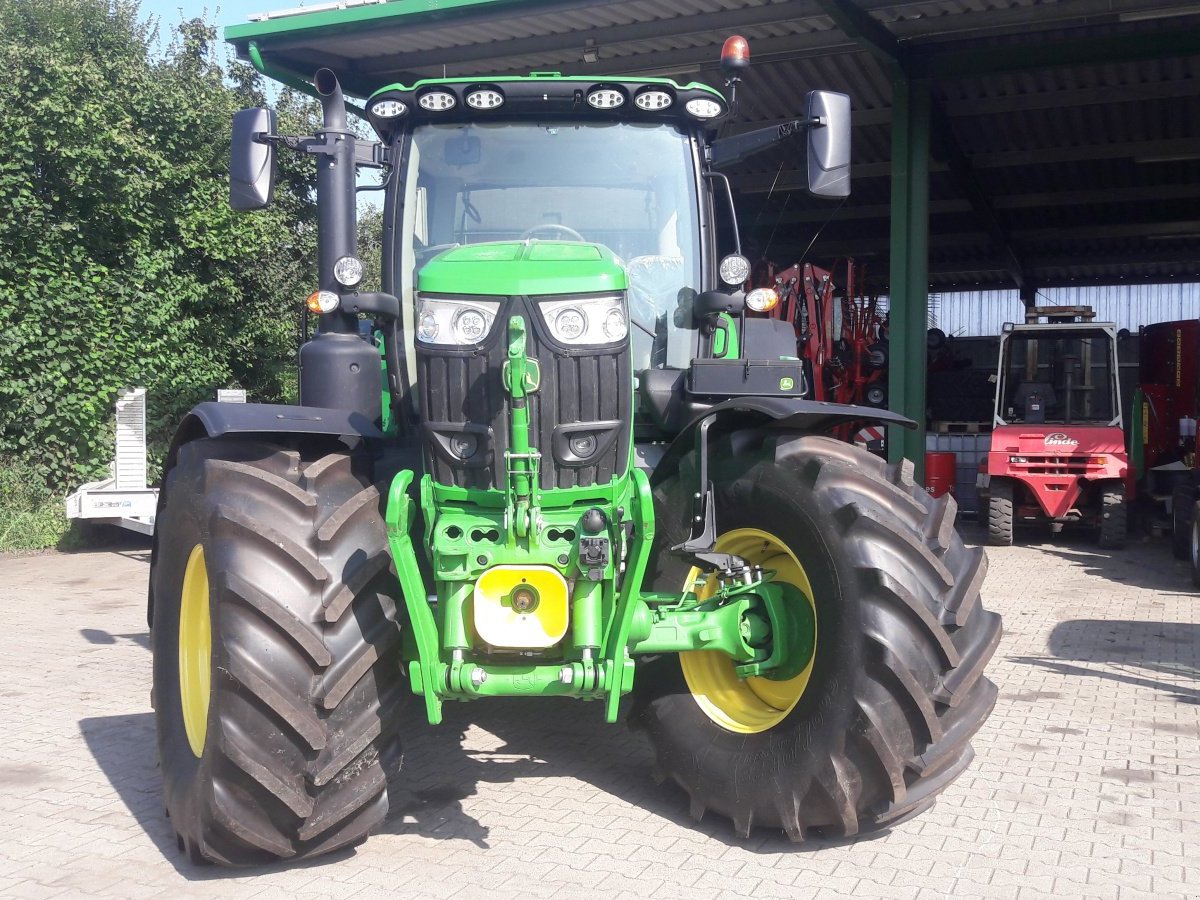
top-left (150, 438), bottom-right (405, 865)
top-left (1171, 485), bottom-right (1193, 559)
top-left (632, 435), bottom-right (1000, 841)
top-left (986, 479), bottom-right (1015, 547)
top-left (1097, 482), bottom-right (1126, 550)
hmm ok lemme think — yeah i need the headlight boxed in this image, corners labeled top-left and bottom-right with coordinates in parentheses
top-left (554, 307), bottom-right (588, 341)
top-left (718, 253), bottom-right (751, 286)
top-left (417, 311), bottom-right (439, 342)
top-left (603, 307), bottom-right (628, 341)
top-left (569, 433), bottom-right (597, 458)
top-left (746, 287), bottom-right (780, 312)
top-left (306, 290), bottom-right (340, 314)
top-left (415, 296), bottom-right (500, 345)
top-left (333, 256), bottom-right (363, 288)
top-left (452, 307), bottom-right (491, 343)
top-left (539, 293), bottom-right (628, 346)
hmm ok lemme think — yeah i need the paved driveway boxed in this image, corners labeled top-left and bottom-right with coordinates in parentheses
top-left (0, 525), bottom-right (1196, 898)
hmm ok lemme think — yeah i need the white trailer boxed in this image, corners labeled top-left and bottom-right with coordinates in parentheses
top-left (64, 388), bottom-right (159, 535)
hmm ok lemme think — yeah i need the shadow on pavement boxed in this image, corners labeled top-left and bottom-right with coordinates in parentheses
top-left (83, 698), bottom-right (862, 875)
top-left (1012, 619), bottom-right (1200, 705)
top-left (382, 697), bottom-right (866, 855)
top-left (80, 627), bottom-right (149, 649)
top-left (80, 713), bottom-right (357, 879)
top-left (59, 523), bottom-right (152, 558)
top-left (981, 524), bottom-right (1192, 594)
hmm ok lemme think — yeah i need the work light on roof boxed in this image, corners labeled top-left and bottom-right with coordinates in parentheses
top-left (586, 88), bottom-right (625, 110)
top-left (685, 97), bottom-right (723, 120)
top-left (370, 98), bottom-right (407, 119)
top-left (418, 90), bottom-right (456, 111)
top-left (465, 88), bottom-right (504, 110)
top-left (634, 89), bottom-right (672, 111)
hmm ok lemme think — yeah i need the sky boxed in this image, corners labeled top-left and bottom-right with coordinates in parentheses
top-left (138, 0), bottom-right (388, 200)
top-left (140, 0), bottom-right (274, 38)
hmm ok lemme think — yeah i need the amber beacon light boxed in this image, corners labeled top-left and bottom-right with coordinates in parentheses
top-left (720, 35), bottom-right (750, 83)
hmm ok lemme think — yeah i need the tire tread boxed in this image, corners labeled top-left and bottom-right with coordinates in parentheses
top-left (153, 440), bottom-right (404, 866)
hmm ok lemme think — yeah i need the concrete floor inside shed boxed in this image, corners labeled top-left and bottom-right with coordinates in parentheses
top-left (0, 524), bottom-right (1196, 899)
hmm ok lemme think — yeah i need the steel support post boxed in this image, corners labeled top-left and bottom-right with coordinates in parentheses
top-left (887, 73), bottom-right (931, 480)
top-left (1020, 284), bottom-right (1038, 322)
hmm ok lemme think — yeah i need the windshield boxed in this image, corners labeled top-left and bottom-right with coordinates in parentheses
top-left (996, 329), bottom-right (1118, 426)
top-left (396, 121), bottom-right (702, 372)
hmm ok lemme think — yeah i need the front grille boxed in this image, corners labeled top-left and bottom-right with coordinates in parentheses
top-left (1011, 456), bottom-right (1097, 475)
top-left (416, 296), bottom-right (631, 491)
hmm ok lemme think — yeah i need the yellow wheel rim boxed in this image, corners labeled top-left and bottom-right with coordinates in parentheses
top-left (680, 528), bottom-right (817, 734)
top-left (178, 544), bottom-right (212, 758)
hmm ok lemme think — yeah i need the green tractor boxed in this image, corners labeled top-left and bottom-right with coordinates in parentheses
top-left (148, 28), bottom-right (1000, 865)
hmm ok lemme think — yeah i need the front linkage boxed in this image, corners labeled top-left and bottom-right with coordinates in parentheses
top-left (387, 315), bottom-right (814, 726)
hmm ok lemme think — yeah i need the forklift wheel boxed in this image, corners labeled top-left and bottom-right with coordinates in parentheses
top-left (1172, 486), bottom-right (1193, 560)
top-left (1097, 483), bottom-right (1126, 550)
top-left (986, 480), bottom-right (1014, 547)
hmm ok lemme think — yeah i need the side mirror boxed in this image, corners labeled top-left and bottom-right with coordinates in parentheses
top-left (693, 289), bottom-right (744, 324)
top-left (805, 90), bottom-right (851, 198)
top-left (230, 108), bottom-right (277, 211)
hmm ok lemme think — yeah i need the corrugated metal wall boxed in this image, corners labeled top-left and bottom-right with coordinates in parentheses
top-left (932, 283), bottom-right (1200, 336)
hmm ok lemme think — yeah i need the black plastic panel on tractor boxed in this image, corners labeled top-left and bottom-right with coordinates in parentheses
top-left (416, 296), bottom-right (632, 492)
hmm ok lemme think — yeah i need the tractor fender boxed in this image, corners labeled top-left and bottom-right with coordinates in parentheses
top-left (649, 397), bottom-right (915, 487)
top-left (162, 402), bottom-right (384, 475)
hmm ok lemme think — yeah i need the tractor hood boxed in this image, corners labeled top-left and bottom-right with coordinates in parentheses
top-left (417, 241), bottom-right (627, 297)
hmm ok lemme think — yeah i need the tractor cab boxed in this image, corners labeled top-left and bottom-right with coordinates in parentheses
top-left (982, 312), bottom-right (1130, 546)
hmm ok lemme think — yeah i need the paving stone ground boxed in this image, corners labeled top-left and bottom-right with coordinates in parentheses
top-left (0, 523), bottom-right (1197, 899)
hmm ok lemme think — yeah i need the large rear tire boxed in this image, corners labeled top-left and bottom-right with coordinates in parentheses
top-left (986, 479), bottom-right (1015, 547)
top-left (632, 434), bottom-right (1000, 841)
top-left (150, 438), bottom-right (405, 865)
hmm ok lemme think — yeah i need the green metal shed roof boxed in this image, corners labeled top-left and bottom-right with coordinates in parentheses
top-left (224, 0), bottom-right (1200, 293)
top-left (225, 0), bottom-right (548, 97)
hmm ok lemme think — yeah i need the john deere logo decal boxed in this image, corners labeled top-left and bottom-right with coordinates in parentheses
top-left (780, 377), bottom-right (795, 391)
top-left (1044, 432), bottom-right (1079, 447)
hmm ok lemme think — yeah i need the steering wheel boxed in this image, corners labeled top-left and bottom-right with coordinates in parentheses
top-left (520, 224), bottom-right (586, 242)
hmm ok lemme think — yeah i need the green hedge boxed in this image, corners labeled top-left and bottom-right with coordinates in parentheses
top-left (0, 0), bottom-right (323, 547)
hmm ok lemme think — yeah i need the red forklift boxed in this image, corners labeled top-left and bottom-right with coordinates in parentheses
top-left (979, 310), bottom-right (1131, 548)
